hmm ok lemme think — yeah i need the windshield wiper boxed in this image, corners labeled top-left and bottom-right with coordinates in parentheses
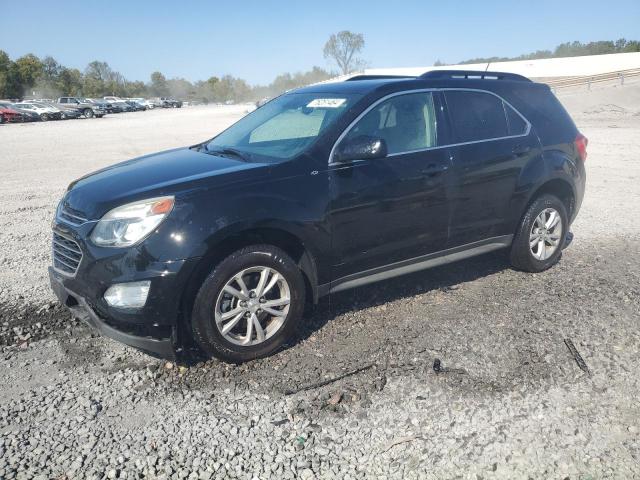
top-left (203, 145), bottom-right (251, 162)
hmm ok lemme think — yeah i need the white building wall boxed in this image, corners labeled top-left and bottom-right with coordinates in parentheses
top-left (364, 52), bottom-right (640, 78)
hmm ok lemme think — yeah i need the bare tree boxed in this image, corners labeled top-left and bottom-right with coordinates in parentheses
top-left (323, 31), bottom-right (365, 75)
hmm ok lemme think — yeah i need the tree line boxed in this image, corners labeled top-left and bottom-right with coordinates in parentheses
top-left (0, 50), bottom-right (335, 103)
top-left (0, 31), bottom-right (364, 102)
top-left (445, 38), bottom-right (640, 66)
top-left (3, 36), bottom-right (635, 102)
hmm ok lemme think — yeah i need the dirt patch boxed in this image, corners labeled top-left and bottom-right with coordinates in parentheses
top-left (0, 300), bottom-right (77, 347)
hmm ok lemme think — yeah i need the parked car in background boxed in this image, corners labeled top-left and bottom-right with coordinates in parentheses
top-left (12, 102), bottom-right (63, 121)
top-left (26, 98), bottom-right (55, 104)
top-left (58, 106), bottom-right (83, 120)
top-left (57, 97), bottom-right (105, 118)
top-left (90, 99), bottom-right (121, 113)
top-left (139, 99), bottom-right (155, 109)
top-left (8, 103), bottom-right (41, 122)
top-left (159, 97), bottom-right (182, 108)
top-left (126, 100), bottom-right (146, 111)
top-left (82, 98), bottom-right (113, 115)
top-left (112, 101), bottom-right (133, 112)
top-left (0, 102), bottom-right (24, 123)
top-left (135, 99), bottom-right (154, 109)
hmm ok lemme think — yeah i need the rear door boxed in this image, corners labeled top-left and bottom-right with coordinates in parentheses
top-left (443, 89), bottom-right (539, 247)
top-left (328, 90), bottom-right (453, 283)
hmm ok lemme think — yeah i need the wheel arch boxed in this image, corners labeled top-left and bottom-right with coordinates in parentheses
top-left (527, 177), bottom-right (576, 221)
top-left (178, 226), bottom-right (319, 343)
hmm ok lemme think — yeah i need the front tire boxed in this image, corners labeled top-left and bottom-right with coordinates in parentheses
top-left (83, 109), bottom-right (94, 118)
top-left (510, 194), bottom-right (568, 272)
top-left (191, 245), bottom-right (305, 363)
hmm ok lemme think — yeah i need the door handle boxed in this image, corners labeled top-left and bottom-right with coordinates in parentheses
top-left (421, 164), bottom-right (449, 176)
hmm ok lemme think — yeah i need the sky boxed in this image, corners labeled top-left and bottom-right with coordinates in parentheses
top-left (2, 0), bottom-right (639, 85)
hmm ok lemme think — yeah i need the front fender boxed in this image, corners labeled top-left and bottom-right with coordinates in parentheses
top-left (143, 166), bottom-right (332, 285)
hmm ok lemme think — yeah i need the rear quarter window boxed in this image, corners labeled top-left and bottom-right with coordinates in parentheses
top-left (444, 90), bottom-right (509, 143)
top-left (505, 103), bottom-right (528, 135)
top-left (499, 84), bottom-right (578, 145)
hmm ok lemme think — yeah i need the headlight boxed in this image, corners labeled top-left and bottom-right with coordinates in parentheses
top-left (90, 196), bottom-right (174, 247)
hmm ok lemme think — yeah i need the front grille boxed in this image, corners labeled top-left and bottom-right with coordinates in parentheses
top-left (52, 232), bottom-right (83, 276)
top-left (59, 206), bottom-right (88, 226)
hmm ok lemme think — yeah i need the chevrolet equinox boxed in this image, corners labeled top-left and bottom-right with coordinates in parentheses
top-left (49, 70), bottom-right (587, 362)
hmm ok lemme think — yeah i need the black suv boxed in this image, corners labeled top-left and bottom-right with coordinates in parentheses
top-left (49, 70), bottom-right (587, 362)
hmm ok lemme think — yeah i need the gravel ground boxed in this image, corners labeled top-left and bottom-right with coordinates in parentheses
top-left (1, 82), bottom-right (640, 479)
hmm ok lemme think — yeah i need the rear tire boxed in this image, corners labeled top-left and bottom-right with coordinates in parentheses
top-left (40, 113), bottom-right (49, 121)
top-left (191, 245), bottom-right (305, 363)
top-left (83, 109), bottom-right (94, 119)
top-left (510, 194), bottom-right (568, 272)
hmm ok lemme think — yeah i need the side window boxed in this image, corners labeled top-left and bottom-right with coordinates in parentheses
top-left (504, 103), bottom-right (528, 135)
top-left (343, 92), bottom-right (438, 155)
top-left (444, 91), bottom-right (509, 143)
top-left (60, 98), bottom-right (67, 104)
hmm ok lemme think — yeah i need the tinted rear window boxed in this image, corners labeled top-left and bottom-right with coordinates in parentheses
top-left (445, 90), bottom-right (509, 143)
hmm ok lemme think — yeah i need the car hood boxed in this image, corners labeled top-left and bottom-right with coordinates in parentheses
top-left (63, 147), bottom-right (268, 219)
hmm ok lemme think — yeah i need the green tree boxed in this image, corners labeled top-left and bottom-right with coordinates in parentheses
top-left (149, 71), bottom-right (169, 96)
top-left (14, 54), bottom-right (44, 92)
top-left (167, 77), bottom-right (194, 100)
top-left (323, 31), bottom-right (366, 75)
top-left (41, 56), bottom-right (61, 81)
top-left (83, 61), bottom-right (112, 96)
top-left (57, 67), bottom-right (83, 96)
top-left (0, 50), bottom-right (15, 98)
top-left (126, 80), bottom-right (148, 97)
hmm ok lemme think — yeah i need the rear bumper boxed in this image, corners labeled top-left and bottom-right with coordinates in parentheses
top-left (49, 267), bottom-right (176, 359)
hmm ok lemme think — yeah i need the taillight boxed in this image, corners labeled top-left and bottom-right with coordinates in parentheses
top-left (575, 133), bottom-right (588, 162)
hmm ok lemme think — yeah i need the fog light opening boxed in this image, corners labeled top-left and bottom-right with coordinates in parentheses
top-left (104, 281), bottom-right (151, 309)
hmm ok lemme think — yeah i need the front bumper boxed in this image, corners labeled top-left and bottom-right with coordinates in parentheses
top-left (49, 216), bottom-right (202, 358)
top-left (50, 267), bottom-right (176, 358)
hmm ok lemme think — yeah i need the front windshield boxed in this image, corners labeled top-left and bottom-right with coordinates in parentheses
top-left (205, 92), bottom-right (359, 161)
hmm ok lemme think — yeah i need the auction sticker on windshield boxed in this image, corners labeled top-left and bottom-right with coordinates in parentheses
top-left (306, 98), bottom-right (347, 108)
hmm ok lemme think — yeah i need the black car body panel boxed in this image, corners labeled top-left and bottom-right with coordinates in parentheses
top-left (50, 73), bottom-right (586, 357)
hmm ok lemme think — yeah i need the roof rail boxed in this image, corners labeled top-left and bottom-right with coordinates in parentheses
top-left (420, 70), bottom-right (531, 82)
top-left (345, 74), bottom-right (416, 82)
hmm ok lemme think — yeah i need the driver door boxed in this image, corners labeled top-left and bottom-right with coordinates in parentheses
top-left (328, 91), bottom-right (452, 283)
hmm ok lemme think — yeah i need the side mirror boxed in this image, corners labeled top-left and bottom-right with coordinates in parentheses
top-left (334, 135), bottom-right (388, 163)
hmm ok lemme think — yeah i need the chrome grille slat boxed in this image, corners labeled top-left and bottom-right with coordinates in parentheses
top-left (52, 246), bottom-right (81, 263)
top-left (53, 256), bottom-right (77, 271)
top-left (52, 232), bottom-right (83, 276)
top-left (52, 239), bottom-right (82, 256)
top-left (59, 206), bottom-right (88, 226)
